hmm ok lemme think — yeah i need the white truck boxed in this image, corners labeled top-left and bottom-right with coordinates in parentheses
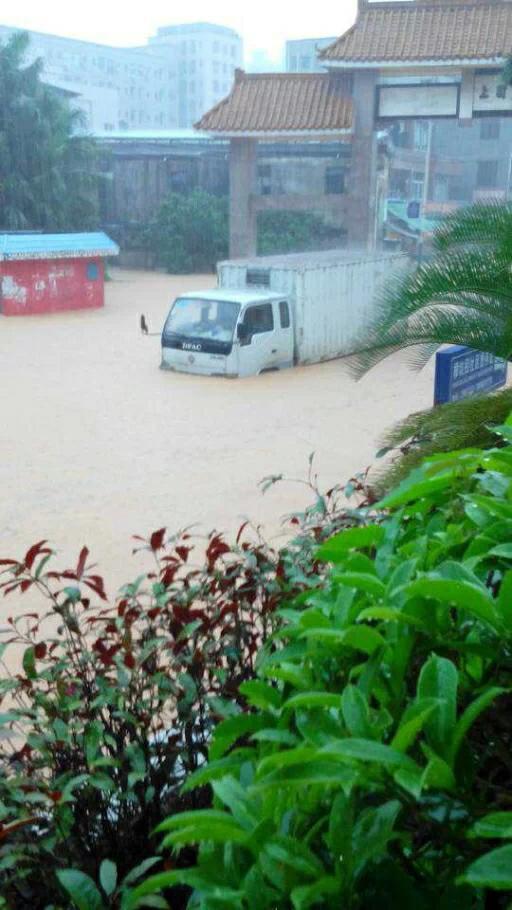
top-left (160, 250), bottom-right (406, 378)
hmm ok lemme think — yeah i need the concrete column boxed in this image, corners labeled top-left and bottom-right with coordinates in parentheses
top-left (346, 71), bottom-right (379, 250)
top-left (459, 69), bottom-right (474, 122)
top-left (229, 138), bottom-right (257, 259)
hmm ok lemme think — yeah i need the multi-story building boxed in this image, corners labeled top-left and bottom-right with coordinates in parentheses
top-left (148, 23), bottom-right (243, 127)
top-left (0, 25), bottom-right (179, 131)
top-left (285, 37), bottom-right (336, 73)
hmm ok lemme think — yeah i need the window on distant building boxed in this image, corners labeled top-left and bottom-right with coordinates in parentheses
top-left (214, 41), bottom-right (219, 53)
top-left (433, 174), bottom-right (449, 202)
top-left (480, 119), bottom-right (500, 141)
top-left (325, 165), bottom-right (345, 195)
top-left (258, 164), bottom-right (272, 196)
top-left (413, 121), bottom-right (429, 151)
top-left (477, 160), bottom-right (499, 188)
top-left (411, 171), bottom-right (425, 200)
top-left (299, 55), bottom-right (311, 70)
top-left (289, 55), bottom-right (298, 71)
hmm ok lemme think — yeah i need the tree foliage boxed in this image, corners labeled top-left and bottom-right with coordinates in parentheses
top-left (352, 201), bottom-right (512, 375)
top-left (146, 191), bottom-right (229, 274)
top-left (0, 31), bottom-right (99, 231)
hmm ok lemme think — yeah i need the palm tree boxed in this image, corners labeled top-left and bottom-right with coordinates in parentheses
top-left (353, 202), bottom-right (512, 375)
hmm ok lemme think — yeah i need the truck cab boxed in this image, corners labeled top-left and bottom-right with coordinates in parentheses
top-left (161, 289), bottom-right (294, 378)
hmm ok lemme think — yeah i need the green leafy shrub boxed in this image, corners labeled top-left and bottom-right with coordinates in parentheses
top-left (137, 419), bottom-right (512, 907)
top-left (0, 475), bottom-right (366, 909)
top-left (257, 211), bottom-right (342, 257)
top-left (146, 190), bottom-right (228, 274)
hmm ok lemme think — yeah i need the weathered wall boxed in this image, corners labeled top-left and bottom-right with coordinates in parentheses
top-left (0, 258), bottom-right (104, 316)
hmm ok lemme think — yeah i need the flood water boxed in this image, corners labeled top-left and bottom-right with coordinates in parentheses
top-left (1, 268), bottom-right (434, 602)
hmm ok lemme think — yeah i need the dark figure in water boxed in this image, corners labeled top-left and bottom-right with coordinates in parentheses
top-left (140, 314), bottom-right (149, 335)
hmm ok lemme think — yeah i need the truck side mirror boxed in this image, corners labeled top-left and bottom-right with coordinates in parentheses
top-left (237, 323), bottom-right (250, 343)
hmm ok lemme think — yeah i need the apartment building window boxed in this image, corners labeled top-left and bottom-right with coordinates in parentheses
top-left (480, 119), bottom-right (501, 141)
top-left (214, 41), bottom-right (220, 53)
top-left (414, 121), bottom-right (429, 151)
top-left (213, 80), bottom-right (220, 93)
top-left (325, 165), bottom-right (345, 195)
top-left (300, 55), bottom-right (311, 70)
top-left (231, 46), bottom-right (236, 58)
top-left (289, 55), bottom-right (298, 71)
top-left (411, 171), bottom-right (425, 200)
top-left (477, 160), bottom-right (499, 188)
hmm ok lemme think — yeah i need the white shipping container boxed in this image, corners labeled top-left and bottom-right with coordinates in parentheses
top-left (218, 249), bottom-right (407, 365)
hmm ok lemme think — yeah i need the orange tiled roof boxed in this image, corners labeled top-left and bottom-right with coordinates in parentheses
top-left (196, 71), bottom-right (353, 134)
top-left (321, 1), bottom-right (512, 64)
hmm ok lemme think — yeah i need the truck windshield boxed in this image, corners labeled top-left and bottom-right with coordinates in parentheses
top-left (164, 297), bottom-right (240, 343)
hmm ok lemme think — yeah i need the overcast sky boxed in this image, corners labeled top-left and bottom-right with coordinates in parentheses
top-left (0, 1), bottom-right (358, 63)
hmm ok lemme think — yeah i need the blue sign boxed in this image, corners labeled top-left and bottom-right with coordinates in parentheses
top-left (434, 346), bottom-right (508, 405)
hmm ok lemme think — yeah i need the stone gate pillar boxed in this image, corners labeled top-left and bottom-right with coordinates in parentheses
top-left (229, 138), bottom-right (257, 258)
top-left (346, 71), bottom-right (379, 250)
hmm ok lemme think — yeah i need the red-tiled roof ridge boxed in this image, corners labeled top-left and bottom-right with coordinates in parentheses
top-left (320, 0), bottom-right (512, 64)
top-left (195, 70), bottom-right (353, 135)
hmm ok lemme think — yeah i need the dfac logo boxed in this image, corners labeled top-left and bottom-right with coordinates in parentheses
top-left (182, 342), bottom-right (202, 352)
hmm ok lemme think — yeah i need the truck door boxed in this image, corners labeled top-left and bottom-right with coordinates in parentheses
top-left (237, 302), bottom-right (276, 377)
top-left (271, 300), bottom-right (294, 369)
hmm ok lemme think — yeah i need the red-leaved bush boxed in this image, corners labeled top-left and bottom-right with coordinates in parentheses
top-left (0, 473), bottom-right (370, 908)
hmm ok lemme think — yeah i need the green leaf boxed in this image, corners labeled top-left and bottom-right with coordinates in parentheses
top-left (264, 835), bottom-right (324, 877)
top-left (341, 686), bottom-right (374, 738)
top-left (121, 858), bottom-right (161, 887)
top-left (100, 860), bottom-right (117, 897)
top-left (391, 699), bottom-right (439, 754)
top-left (497, 570), bottom-right (512, 628)
top-left (212, 777), bottom-right (257, 830)
top-left (239, 680), bottom-right (282, 711)
top-left (417, 655), bottom-right (458, 757)
top-left (469, 813), bottom-right (512, 840)
top-left (156, 809), bottom-right (238, 834)
top-left (23, 647), bottom-right (36, 680)
top-left (404, 577), bottom-right (499, 629)
top-left (161, 820), bottom-right (248, 849)
top-left (251, 729), bottom-right (299, 747)
top-left (357, 606), bottom-right (425, 629)
top-left (489, 543), bottom-right (512, 559)
top-left (450, 687), bottom-right (507, 764)
top-left (300, 625), bottom-right (385, 655)
top-left (181, 752), bottom-right (253, 792)
top-left (378, 470), bottom-right (455, 510)
top-left (459, 845), bottom-right (512, 890)
top-left (352, 801), bottom-right (401, 877)
top-left (316, 526), bottom-right (385, 562)
top-left (57, 870), bottom-right (105, 910)
top-left (320, 738), bottom-right (417, 771)
top-left (291, 876), bottom-right (340, 909)
top-left (331, 572), bottom-right (386, 598)
top-left (210, 714), bottom-right (267, 760)
top-left (283, 692), bottom-right (342, 711)
top-left (254, 762), bottom-right (357, 792)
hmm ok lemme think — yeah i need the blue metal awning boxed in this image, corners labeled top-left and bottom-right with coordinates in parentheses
top-left (0, 232), bottom-right (119, 261)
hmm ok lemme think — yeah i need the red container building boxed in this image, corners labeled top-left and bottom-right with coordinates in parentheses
top-left (0, 232), bottom-right (119, 316)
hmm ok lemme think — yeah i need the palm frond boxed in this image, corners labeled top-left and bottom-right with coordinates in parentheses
top-left (434, 202), bottom-right (512, 258)
top-left (372, 388), bottom-right (512, 495)
top-left (352, 208), bottom-right (512, 377)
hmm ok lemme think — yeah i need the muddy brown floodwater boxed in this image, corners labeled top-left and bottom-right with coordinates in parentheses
top-left (0, 267), bottom-right (435, 607)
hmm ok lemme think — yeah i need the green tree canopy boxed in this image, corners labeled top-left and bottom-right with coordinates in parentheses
top-left (0, 31), bottom-right (99, 231)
